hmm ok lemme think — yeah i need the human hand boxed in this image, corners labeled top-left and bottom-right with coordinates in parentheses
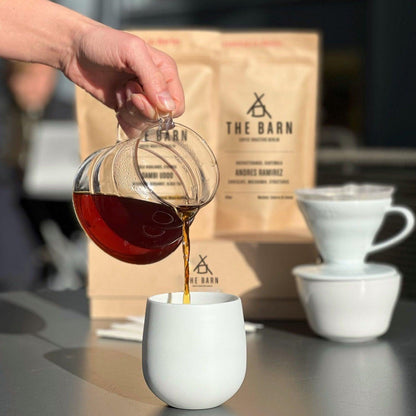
top-left (62, 24), bottom-right (184, 137)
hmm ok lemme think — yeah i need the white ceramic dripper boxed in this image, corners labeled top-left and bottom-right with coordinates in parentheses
top-left (296, 184), bottom-right (414, 266)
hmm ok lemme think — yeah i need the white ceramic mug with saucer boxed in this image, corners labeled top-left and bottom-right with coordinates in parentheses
top-left (296, 184), bottom-right (415, 266)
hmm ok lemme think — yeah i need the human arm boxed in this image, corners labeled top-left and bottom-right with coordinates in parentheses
top-left (0, 0), bottom-right (184, 135)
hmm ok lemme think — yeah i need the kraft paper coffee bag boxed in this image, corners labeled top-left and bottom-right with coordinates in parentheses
top-left (75, 30), bottom-right (319, 318)
top-left (216, 32), bottom-right (319, 240)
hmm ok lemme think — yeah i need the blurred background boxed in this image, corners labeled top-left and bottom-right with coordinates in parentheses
top-left (0, 0), bottom-right (415, 296)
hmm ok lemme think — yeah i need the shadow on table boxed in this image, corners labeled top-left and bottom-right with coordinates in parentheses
top-left (307, 339), bottom-right (409, 414)
top-left (44, 347), bottom-right (162, 406)
top-left (44, 348), bottom-right (243, 415)
top-left (262, 319), bottom-right (317, 339)
top-left (0, 299), bottom-right (46, 334)
top-left (156, 405), bottom-right (238, 416)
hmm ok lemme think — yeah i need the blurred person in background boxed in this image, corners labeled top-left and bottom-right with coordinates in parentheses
top-left (0, 59), bottom-right (57, 290)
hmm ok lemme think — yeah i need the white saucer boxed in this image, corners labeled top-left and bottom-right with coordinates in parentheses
top-left (292, 262), bottom-right (399, 281)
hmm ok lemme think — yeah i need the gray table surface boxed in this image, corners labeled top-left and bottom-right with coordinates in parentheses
top-left (1, 290), bottom-right (416, 416)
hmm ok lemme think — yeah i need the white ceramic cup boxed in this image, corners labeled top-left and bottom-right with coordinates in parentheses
top-left (296, 184), bottom-right (415, 266)
top-left (293, 264), bottom-right (401, 342)
top-left (142, 292), bottom-right (247, 410)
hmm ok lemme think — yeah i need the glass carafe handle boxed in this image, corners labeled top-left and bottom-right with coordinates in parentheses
top-left (156, 110), bottom-right (175, 131)
top-left (116, 110), bottom-right (174, 143)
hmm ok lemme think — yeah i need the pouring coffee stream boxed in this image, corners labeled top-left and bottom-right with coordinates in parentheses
top-left (73, 113), bottom-right (219, 304)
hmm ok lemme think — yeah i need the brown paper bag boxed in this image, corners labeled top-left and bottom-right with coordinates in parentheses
top-left (216, 32), bottom-right (319, 240)
top-left (89, 239), bottom-right (316, 319)
top-left (75, 30), bottom-right (319, 318)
